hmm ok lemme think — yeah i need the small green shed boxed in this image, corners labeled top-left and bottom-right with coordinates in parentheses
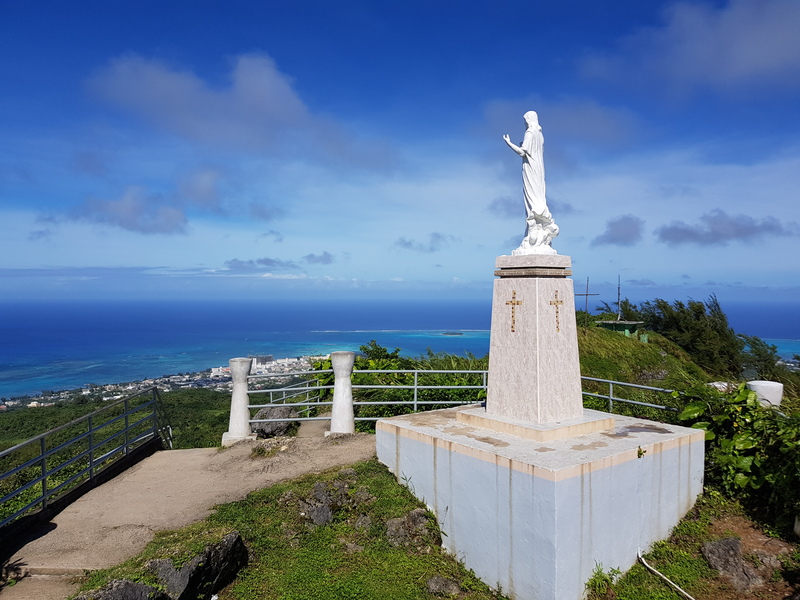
top-left (595, 320), bottom-right (648, 343)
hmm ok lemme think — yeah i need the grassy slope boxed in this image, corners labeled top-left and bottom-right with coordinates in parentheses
top-left (77, 459), bottom-right (508, 600)
top-left (578, 326), bottom-right (709, 388)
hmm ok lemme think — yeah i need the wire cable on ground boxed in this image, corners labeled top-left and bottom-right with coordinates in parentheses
top-left (638, 548), bottom-right (697, 600)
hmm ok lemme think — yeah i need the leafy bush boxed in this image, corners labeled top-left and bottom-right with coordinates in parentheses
top-left (678, 383), bottom-right (800, 533)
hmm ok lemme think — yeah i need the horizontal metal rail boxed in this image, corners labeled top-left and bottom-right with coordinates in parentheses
top-left (244, 368), bottom-right (679, 426)
top-left (0, 387), bottom-right (173, 530)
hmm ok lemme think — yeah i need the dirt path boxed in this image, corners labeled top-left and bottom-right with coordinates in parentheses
top-left (1, 431), bottom-right (376, 599)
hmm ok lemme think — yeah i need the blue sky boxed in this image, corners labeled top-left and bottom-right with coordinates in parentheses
top-left (1, 0), bottom-right (799, 308)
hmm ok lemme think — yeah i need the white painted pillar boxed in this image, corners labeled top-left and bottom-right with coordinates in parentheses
top-left (747, 380), bottom-right (783, 407)
top-left (329, 351), bottom-right (356, 434)
top-left (222, 357), bottom-right (256, 446)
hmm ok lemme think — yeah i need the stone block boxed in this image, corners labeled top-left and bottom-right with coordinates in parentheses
top-left (376, 407), bottom-right (704, 600)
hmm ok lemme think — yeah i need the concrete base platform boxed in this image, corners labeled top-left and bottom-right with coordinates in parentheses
top-left (376, 406), bottom-right (704, 600)
top-left (457, 406), bottom-right (614, 442)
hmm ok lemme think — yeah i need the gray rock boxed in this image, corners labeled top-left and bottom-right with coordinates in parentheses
top-left (298, 479), bottom-right (357, 527)
top-left (300, 499), bottom-right (334, 526)
top-left (386, 508), bottom-right (441, 549)
top-left (147, 531), bottom-right (249, 600)
top-left (251, 406), bottom-right (299, 438)
top-left (426, 575), bottom-right (461, 596)
top-left (353, 486), bottom-right (376, 505)
top-left (73, 579), bottom-right (170, 600)
top-left (753, 548), bottom-right (782, 570)
top-left (354, 514), bottom-right (372, 531)
top-left (701, 537), bottom-right (764, 592)
top-left (338, 467), bottom-right (357, 480)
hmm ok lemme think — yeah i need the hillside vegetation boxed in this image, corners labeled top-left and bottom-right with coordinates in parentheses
top-left (578, 326), bottom-right (709, 387)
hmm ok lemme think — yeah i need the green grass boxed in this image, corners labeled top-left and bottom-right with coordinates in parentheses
top-left (585, 489), bottom-right (798, 600)
top-left (578, 327), bottom-right (709, 389)
top-left (75, 459), bottom-right (507, 600)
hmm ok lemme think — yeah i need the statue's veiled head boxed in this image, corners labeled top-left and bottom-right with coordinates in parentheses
top-left (523, 111), bottom-right (540, 130)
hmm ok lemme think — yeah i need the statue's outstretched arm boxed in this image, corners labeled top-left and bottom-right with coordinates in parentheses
top-left (503, 134), bottom-right (526, 158)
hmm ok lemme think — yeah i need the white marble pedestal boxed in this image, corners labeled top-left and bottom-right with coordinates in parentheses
top-left (377, 407), bottom-right (704, 600)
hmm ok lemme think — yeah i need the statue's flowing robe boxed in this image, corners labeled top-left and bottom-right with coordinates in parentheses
top-left (521, 125), bottom-right (551, 221)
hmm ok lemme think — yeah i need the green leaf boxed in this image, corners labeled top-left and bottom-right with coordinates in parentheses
top-left (678, 401), bottom-right (707, 420)
top-left (733, 472), bottom-right (750, 488)
top-left (732, 432), bottom-right (757, 450)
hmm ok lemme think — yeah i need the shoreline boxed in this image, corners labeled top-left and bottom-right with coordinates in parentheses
top-left (0, 355), bottom-right (324, 410)
top-left (3, 335), bottom-right (798, 409)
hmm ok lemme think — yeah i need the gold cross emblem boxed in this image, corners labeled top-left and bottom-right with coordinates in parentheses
top-left (549, 290), bottom-right (564, 332)
top-left (506, 290), bottom-right (522, 332)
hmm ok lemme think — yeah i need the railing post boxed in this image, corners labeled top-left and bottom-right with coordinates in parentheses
top-left (329, 351), bottom-right (356, 434)
top-left (151, 388), bottom-right (158, 441)
top-left (88, 415), bottom-right (95, 480)
top-left (608, 382), bottom-right (614, 413)
top-left (40, 437), bottom-right (48, 510)
top-left (124, 397), bottom-right (130, 455)
top-left (413, 371), bottom-right (419, 412)
top-left (222, 357), bottom-right (257, 447)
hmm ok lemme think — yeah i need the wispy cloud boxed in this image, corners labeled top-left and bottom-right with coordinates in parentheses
top-left (655, 209), bottom-right (798, 246)
top-left (259, 229), bottom-right (284, 242)
top-left (225, 257), bottom-right (299, 271)
top-left (87, 52), bottom-right (386, 168)
top-left (303, 251), bottom-right (335, 265)
top-left (394, 232), bottom-right (457, 253)
top-left (580, 0), bottom-right (800, 97)
top-left (28, 229), bottom-right (53, 241)
top-left (88, 53), bottom-right (311, 152)
top-left (70, 186), bottom-right (187, 234)
top-left (592, 215), bottom-right (644, 246)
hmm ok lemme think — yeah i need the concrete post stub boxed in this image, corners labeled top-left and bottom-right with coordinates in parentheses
top-left (222, 357), bottom-right (256, 447)
top-left (747, 380), bottom-right (783, 407)
top-left (329, 351), bottom-right (356, 434)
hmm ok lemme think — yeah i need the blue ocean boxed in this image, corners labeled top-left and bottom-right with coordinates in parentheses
top-left (0, 299), bottom-right (797, 399)
top-left (0, 299), bottom-right (492, 399)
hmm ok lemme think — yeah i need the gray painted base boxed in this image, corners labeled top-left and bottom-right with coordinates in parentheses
top-left (376, 407), bottom-right (704, 600)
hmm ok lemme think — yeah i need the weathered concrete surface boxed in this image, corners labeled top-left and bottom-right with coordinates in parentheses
top-left (2, 430), bottom-right (375, 599)
top-left (377, 406), bottom-right (704, 600)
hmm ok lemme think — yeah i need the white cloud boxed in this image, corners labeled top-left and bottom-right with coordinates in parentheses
top-left (88, 53), bottom-right (313, 152)
top-left (581, 0), bottom-right (800, 96)
top-left (71, 186), bottom-right (187, 234)
top-left (592, 215), bottom-right (645, 247)
top-left (394, 232), bottom-right (458, 253)
top-left (655, 209), bottom-right (798, 245)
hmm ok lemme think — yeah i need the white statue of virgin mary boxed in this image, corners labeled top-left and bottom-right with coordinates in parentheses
top-left (502, 111), bottom-right (559, 255)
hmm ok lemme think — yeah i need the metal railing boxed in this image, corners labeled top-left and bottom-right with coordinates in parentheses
top-left (0, 387), bottom-right (173, 529)
top-left (248, 368), bottom-right (490, 424)
top-left (581, 376), bottom-right (680, 414)
top-left (243, 368), bottom-right (677, 426)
